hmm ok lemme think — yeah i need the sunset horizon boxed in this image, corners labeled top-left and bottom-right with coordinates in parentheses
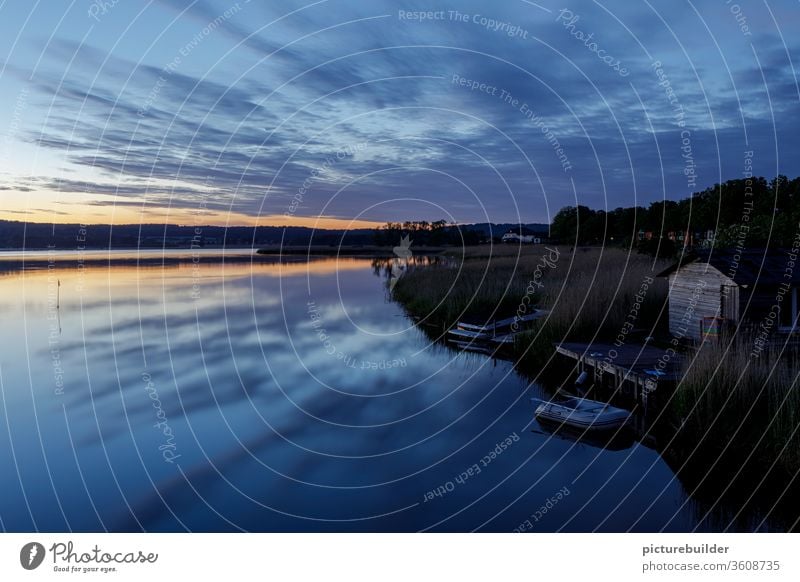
top-left (0, 207), bottom-right (386, 230)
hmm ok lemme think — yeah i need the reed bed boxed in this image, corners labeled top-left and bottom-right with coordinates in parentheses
top-left (670, 338), bottom-right (800, 489)
top-left (393, 246), bottom-right (670, 369)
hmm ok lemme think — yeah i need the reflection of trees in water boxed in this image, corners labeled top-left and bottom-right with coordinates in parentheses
top-left (370, 256), bottom-right (446, 284)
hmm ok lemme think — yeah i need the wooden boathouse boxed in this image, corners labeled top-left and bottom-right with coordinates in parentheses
top-left (656, 249), bottom-right (800, 342)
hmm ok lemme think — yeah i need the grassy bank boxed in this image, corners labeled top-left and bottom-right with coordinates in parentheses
top-left (393, 245), bottom-right (670, 372)
top-left (666, 338), bottom-right (800, 527)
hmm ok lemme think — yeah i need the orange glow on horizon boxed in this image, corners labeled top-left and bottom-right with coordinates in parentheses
top-left (0, 257), bottom-right (376, 297)
top-left (0, 207), bottom-right (384, 230)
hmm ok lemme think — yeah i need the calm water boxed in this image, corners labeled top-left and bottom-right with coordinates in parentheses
top-left (0, 252), bottom-right (703, 532)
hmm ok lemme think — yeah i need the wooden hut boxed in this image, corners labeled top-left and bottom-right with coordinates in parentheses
top-left (657, 249), bottom-right (800, 342)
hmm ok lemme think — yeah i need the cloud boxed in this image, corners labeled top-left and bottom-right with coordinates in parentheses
top-left (3, 0), bottom-right (799, 223)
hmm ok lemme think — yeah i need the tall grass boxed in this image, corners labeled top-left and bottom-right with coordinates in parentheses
top-left (393, 246), bottom-right (670, 370)
top-left (669, 338), bottom-right (800, 493)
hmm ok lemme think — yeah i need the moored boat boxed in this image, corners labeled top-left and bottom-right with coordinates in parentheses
top-left (449, 340), bottom-right (495, 355)
top-left (531, 396), bottom-right (631, 431)
top-left (455, 310), bottom-right (548, 334)
top-left (447, 328), bottom-right (492, 341)
top-left (447, 310), bottom-right (548, 349)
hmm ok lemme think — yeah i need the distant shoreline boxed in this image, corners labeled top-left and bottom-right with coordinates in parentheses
top-left (256, 245), bottom-right (448, 257)
top-left (0, 245), bottom-right (450, 271)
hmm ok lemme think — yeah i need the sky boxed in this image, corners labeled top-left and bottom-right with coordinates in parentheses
top-left (0, 0), bottom-right (798, 227)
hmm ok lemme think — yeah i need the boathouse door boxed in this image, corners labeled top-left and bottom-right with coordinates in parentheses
top-left (720, 284), bottom-right (739, 323)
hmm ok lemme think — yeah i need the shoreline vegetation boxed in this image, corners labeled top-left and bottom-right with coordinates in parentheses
top-left (393, 245), bottom-right (671, 373)
top-left (256, 245), bottom-right (447, 256)
top-left (669, 339), bottom-right (800, 527)
top-left (392, 244), bottom-right (800, 529)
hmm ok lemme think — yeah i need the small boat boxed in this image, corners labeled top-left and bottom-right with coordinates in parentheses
top-left (531, 396), bottom-right (631, 431)
top-left (455, 310), bottom-right (548, 334)
top-left (447, 328), bottom-right (492, 341)
top-left (447, 311), bottom-right (548, 343)
top-left (447, 311), bottom-right (548, 356)
top-left (489, 333), bottom-right (516, 345)
top-left (447, 328), bottom-right (518, 344)
top-left (449, 340), bottom-right (495, 355)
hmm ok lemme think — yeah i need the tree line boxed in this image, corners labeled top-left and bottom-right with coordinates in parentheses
top-left (373, 220), bottom-right (482, 246)
top-left (549, 175), bottom-right (800, 256)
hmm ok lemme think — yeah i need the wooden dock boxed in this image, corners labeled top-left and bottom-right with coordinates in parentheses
top-left (555, 342), bottom-right (684, 405)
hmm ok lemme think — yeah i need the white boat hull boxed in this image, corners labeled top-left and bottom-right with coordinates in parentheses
top-left (456, 310), bottom-right (548, 333)
top-left (532, 397), bottom-right (631, 431)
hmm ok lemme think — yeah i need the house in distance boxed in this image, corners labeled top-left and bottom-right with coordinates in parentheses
top-left (501, 230), bottom-right (541, 244)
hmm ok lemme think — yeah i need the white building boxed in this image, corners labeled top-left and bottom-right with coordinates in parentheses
top-left (501, 232), bottom-right (540, 244)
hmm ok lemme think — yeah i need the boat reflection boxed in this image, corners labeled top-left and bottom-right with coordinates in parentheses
top-left (532, 418), bottom-right (636, 452)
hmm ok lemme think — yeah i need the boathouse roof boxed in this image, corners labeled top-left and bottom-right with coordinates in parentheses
top-left (656, 249), bottom-right (800, 286)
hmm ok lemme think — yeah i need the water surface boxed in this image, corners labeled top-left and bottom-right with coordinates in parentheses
top-left (0, 252), bottom-right (703, 531)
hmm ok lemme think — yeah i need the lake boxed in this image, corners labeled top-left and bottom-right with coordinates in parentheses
top-left (0, 251), bottom-right (707, 532)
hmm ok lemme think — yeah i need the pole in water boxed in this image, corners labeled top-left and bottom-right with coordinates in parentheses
top-left (57, 279), bottom-right (62, 334)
